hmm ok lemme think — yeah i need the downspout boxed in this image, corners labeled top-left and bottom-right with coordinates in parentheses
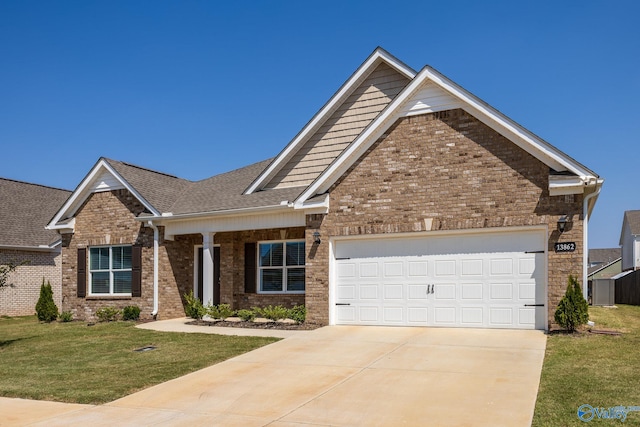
top-left (583, 179), bottom-right (603, 300)
top-left (147, 221), bottom-right (159, 318)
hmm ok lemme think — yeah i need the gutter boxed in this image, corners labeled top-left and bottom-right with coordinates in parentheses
top-left (583, 178), bottom-right (604, 299)
top-left (135, 204), bottom-right (293, 223)
top-left (147, 221), bottom-right (160, 318)
top-left (0, 242), bottom-right (62, 252)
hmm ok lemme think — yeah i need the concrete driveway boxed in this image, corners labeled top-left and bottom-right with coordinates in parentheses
top-left (2, 325), bottom-right (546, 426)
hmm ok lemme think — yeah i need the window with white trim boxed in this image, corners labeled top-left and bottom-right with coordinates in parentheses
top-left (258, 240), bottom-right (305, 293)
top-left (89, 246), bottom-right (132, 295)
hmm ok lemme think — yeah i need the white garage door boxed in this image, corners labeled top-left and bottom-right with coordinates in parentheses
top-left (333, 230), bottom-right (546, 330)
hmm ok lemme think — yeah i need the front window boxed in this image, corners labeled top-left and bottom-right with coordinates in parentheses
top-left (89, 246), bottom-right (132, 295)
top-left (258, 240), bottom-right (305, 293)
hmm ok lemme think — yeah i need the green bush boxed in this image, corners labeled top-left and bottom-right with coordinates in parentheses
top-left (184, 291), bottom-right (205, 319)
top-left (122, 305), bottom-right (141, 321)
top-left (257, 305), bottom-right (289, 321)
top-left (35, 279), bottom-right (58, 322)
top-left (96, 307), bottom-right (120, 322)
top-left (554, 275), bottom-right (589, 332)
top-left (207, 303), bottom-right (234, 319)
top-left (59, 311), bottom-right (73, 322)
top-left (236, 309), bottom-right (256, 322)
top-left (288, 305), bottom-right (306, 323)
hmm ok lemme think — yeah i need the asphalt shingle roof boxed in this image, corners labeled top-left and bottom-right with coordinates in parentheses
top-left (624, 210), bottom-right (640, 236)
top-left (169, 159), bottom-right (306, 215)
top-left (104, 159), bottom-right (191, 213)
top-left (0, 179), bottom-right (71, 247)
top-left (99, 158), bottom-right (305, 217)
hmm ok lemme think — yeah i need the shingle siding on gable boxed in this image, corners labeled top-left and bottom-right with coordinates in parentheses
top-left (304, 109), bottom-right (584, 327)
top-left (266, 63), bottom-right (410, 189)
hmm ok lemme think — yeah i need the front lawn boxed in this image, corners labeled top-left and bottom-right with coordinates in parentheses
top-left (0, 316), bottom-right (278, 404)
top-left (533, 305), bottom-right (640, 426)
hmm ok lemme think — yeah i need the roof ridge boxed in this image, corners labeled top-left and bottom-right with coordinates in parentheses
top-left (103, 158), bottom-right (187, 181)
top-left (0, 177), bottom-right (71, 193)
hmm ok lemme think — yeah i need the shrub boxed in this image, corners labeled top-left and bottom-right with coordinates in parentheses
top-left (184, 291), bottom-right (205, 319)
top-left (122, 305), bottom-right (141, 321)
top-left (96, 307), bottom-right (120, 322)
top-left (236, 309), bottom-right (256, 322)
top-left (35, 279), bottom-right (58, 322)
top-left (258, 305), bottom-right (289, 321)
top-left (207, 303), bottom-right (234, 319)
top-left (554, 275), bottom-right (589, 332)
top-left (288, 305), bottom-right (306, 323)
top-left (59, 311), bottom-right (73, 322)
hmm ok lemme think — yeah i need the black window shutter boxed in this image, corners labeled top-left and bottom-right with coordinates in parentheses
top-left (244, 242), bottom-right (257, 293)
top-left (131, 245), bottom-right (142, 297)
top-left (77, 248), bottom-right (87, 298)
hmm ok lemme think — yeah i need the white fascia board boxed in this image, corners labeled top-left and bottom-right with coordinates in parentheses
top-left (0, 243), bottom-right (61, 252)
top-left (138, 204), bottom-right (292, 223)
top-left (296, 66), bottom-right (599, 204)
top-left (549, 176), bottom-right (586, 196)
top-left (243, 48), bottom-right (417, 195)
top-left (293, 194), bottom-right (329, 213)
top-left (422, 67), bottom-right (597, 179)
top-left (46, 159), bottom-right (160, 230)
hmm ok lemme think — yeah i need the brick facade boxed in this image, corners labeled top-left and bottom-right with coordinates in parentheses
top-left (305, 109), bottom-right (583, 328)
top-left (61, 188), bottom-right (306, 320)
top-left (0, 249), bottom-right (62, 316)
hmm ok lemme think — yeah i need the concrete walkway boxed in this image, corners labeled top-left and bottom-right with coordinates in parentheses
top-left (1, 324), bottom-right (547, 426)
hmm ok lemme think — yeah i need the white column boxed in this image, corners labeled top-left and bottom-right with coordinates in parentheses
top-left (202, 232), bottom-right (215, 306)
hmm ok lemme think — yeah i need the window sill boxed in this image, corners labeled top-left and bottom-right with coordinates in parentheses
top-left (86, 295), bottom-right (133, 300)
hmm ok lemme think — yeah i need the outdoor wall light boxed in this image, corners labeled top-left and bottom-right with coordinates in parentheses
top-left (313, 231), bottom-right (321, 244)
top-left (557, 215), bottom-right (569, 233)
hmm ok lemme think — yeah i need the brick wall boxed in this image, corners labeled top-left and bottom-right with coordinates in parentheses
top-left (0, 249), bottom-right (62, 316)
top-left (62, 189), bottom-right (307, 321)
top-left (305, 109), bottom-right (584, 328)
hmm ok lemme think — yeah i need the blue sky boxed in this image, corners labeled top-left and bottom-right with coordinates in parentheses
top-left (1, 1), bottom-right (638, 248)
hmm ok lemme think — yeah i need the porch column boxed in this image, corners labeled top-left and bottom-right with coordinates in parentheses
top-left (202, 232), bottom-right (216, 306)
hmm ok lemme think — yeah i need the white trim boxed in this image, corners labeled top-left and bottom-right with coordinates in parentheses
top-left (0, 242), bottom-right (62, 252)
top-left (192, 243), bottom-right (221, 301)
top-left (46, 159), bottom-right (160, 231)
top-left (295, 66), bottom-right (599, 205)
top-left (549, 176), bottom-right (586, 196)
top-left (244, 48), bottom-right (416, 195)
top-left (256, 239), bottom-right (306, 294)
top-left (87, 245), bottom-right (133, 297)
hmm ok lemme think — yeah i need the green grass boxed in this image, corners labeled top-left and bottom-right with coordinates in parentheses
top-left (533, 305), bottom-right (640, 426)
top-left (0, 316), bottom-right (278, 404)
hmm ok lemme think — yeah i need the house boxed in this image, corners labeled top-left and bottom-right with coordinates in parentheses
top-left (620, 210), bottom-right (640, 271)
top-left (588, 248), bottom-right (622, 280)
top-left (47, 48), bottom-right (602, 330)
top-left (0, 178), bottom-right (71, 316)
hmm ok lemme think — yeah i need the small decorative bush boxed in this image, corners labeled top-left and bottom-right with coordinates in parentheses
top-left (554, 275), bottom-right (589, 332)
top-left (288, 305), bottom-right (306, 324)
top-left (59, 311), bottom-right (73, 322)
top-left (96, 307), bottom-right (120, 322)
top-left (184, 291), bottom-right (205, 319)
top-left (236, 309), bottom-right (256, 322)
top-left (122, 305), bottom-right (141, 321)
top-left (35, 279), bottom-right (58, 322)
top-left (258, 305), bottom-right (289, 321)
top-left (207, 303), bottom-right (234, 319)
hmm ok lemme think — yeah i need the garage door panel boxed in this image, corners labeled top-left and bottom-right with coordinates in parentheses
top-left (333, 231), bottom-right (545, 330)
top-left (461, 283), bottom-right (483, 300)
top-left (434, 307), bottom-right (456, 324)
top-left (461, 307), bottom-right (483, 325)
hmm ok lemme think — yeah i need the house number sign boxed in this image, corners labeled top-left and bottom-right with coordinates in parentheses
top-left (554, 242), bottom-right (576, 253)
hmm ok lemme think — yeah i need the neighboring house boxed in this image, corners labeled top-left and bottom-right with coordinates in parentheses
top-left (0, 178), bottom-right (71, 316)
top-left (588, 248), bottom-right (622, 280)
top-left (620, 210), bottom-right (640, 271)
top-left (47, 48), bottom-right (603, 330)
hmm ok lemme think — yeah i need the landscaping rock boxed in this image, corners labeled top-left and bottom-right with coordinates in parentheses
top-left (276, 318), bottom-right (297, 325)
top-left (225, 317), bottom-right (242, 323)
top-left (253, 317), bottom-right (275, 324)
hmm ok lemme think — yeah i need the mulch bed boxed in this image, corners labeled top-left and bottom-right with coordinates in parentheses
top-left (186, 319), bottom-right (321, 330)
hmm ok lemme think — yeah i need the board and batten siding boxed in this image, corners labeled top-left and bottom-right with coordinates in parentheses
top-left (266, 63), bottom-right (410, 189)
